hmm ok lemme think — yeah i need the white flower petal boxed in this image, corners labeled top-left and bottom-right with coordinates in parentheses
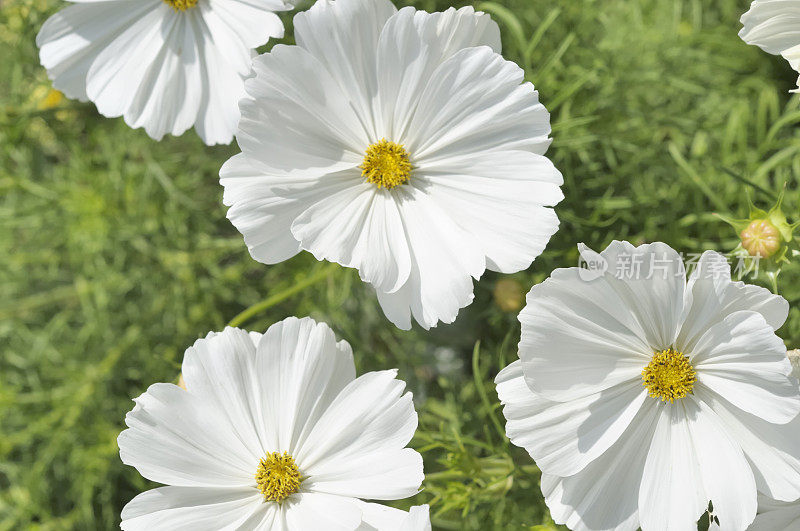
top-left (191, 1), bottom-right (288, 145)
top-left (221, 159), bottom-right (359, 266)
top-left (36, 0), bottom-right (156, 101)
top-left (238, 44), bottom-right (368, 174)
top-left (400, 505), bottom-right (431, 531)
top-left (118, 383), bottom-right (256, 487)
top-left (355, 501), bottom-right (431, 531)
top-left (687, 399), bottom-right (757, 531)
top-left (375, 6), bottom-right (500, 139)
top-left (542, 399), bottom-right (659, 531)
top-left (190, 16), bottom-right (246, 146)
top-left (283, 492), bottom-right (363, 531)
top-left (123, 17), bottom-right (202, 141)
top-left (84, 5), bottom-right (173, 118)
top-left (518, 266), bottom-right (651, 401)
top-left (354, 500), bottom-right (409, 531)
top-left (220, 154), bottom-right (303, 264)
top-left (691, 311), bottom-right (800, 424)
top-left (417, 150), bottom-right (562, 273)
top-left (638, 402), bottom-right (707, 531)
top-left (293, 0), bottom-right (397, 139)
top-left (749, 495), bottom-right (800, 531)
top-left (740, 0), bottom-right (800, 69)
top-left (291, 185), bottom-right (412, 293)
top-left (698, 387), bottom-right (800, 502)
top-left (591, 241), bottom-right (686, 349)
top-left (298, 370), bottom-right (423, 500)
top-left (495, 360), bottom-right (647, 477)
top-left (375, 185), bottom-right (485, 330)
top-left (639, 398), bottom-right (757, 531)
top-left (678, 250), bottom-right (789, 351)
top-left (204, 0), bottom-right (286, 55)
top-left (405, 46), bottom-right (551, 161)
top-left (254, 317), bottom-right (356, 453)
top-left (180, 327), bottom-right (272, 460)
top-left (120, 486), bottom-right (265, 531)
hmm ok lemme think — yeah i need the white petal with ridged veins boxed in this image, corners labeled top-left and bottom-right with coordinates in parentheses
top-left (741, 0), bottom-right (800, 74)
top-left (518, 265), bottom-right (651, 401)
top-left (355, 501), bottom-right (431, 531)
top-left (297, 370), bottom-right (422, 500)
top-left (417, 150), bottom-right (562, 273)
top-left (120, 486), bottom-right (266, 531)
top-left (687, 398), bottom-right (757, 531)
top-left (374, 6), bottom-right (500, 140)
top-left (375, 185), bottom-right (485, 330)
top-left (542, 398), bottom-right (659, 531)
top-left (678, 250), bottom-right (789, 351)
top-left (291, 185), bottom-right (412, 293)
top-left (495, 361), bottom-right (646, 477)
top-left (698, 387), bottom-right (800, 502)
top-left (253, 317), bottom-right (356, 454)
top-left (691, 311), bottom-right (800, 424)
top-left (638, 401), bottom-right (709, 531)
top-left (118, 383), bottom-right (257, 488)
top-left (293, 0), bottom-right (397, 139)
top-left (282, 492), bottom-right (363, 531)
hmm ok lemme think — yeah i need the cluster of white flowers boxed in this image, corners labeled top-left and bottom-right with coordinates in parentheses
top-left (34, 0), bottom-right (800, 529)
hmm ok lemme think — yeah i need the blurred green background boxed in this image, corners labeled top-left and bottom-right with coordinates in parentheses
top-left (3, 0), bottom-right (800, 529)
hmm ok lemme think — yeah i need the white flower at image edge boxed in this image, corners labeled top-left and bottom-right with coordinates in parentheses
top-left (36, 0), bottom-right (294, 145)
top-left (745, 355), bottom-right (800, 531)
top-left (740, 0), bottom-right (800, 92)
top-left (220, 0), bottom-right (563, 330)
top-left (496, 241), bottom-right (800, 531)
top-left (117, 317), bottom-right (425, 530)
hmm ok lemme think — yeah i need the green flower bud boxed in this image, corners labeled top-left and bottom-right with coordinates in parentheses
top-left (740, 219), bottom-right (782, 258)
top-left (717, 188), bottom-right (797, 264)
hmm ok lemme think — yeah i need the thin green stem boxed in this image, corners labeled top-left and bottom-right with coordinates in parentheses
top-left (227, 263), bottom-right (338, 328)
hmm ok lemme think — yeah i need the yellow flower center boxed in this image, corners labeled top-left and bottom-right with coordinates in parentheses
top-left (642, 348), bottom-right (697, 403)
top-left (255, 452), bottom-right (302, 502)
top-left (361, 139), bottom-right (412, 190)
top-left (163, 0), bottom-right (198, 11)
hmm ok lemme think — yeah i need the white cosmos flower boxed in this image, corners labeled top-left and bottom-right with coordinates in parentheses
top-left (496, 241), bottom-right (800, 531)
top-left (118, 317), bottom-right (423, 530)
top-left (220, 0), bottom-right (563, 330)
top-left (743, 358), bottom-right (800, 531)
top-left (740, 0), bottom-right (800, 92)
top-left (36, 0), bottom-right (293, 145)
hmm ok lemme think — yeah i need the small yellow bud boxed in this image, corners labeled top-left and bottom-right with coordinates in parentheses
top-left (494, 279), bottom-right (524, 313)
top-left (740, 219), bottom-right (781, 258)
top-left (37, 89), bottom-right (63, 111)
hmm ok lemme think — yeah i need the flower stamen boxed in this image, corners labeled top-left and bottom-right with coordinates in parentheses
top-left (361, 139), bottom-right (412, 189)
top-left (642, 348), bottom-right (697, 402)
top-left (255, 452), bottom-right (302, 502)
top-left (163, 0), bottom-right (198, 11)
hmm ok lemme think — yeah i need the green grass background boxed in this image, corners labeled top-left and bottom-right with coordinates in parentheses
top-left (3, 0), bottom-right (800, 529)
